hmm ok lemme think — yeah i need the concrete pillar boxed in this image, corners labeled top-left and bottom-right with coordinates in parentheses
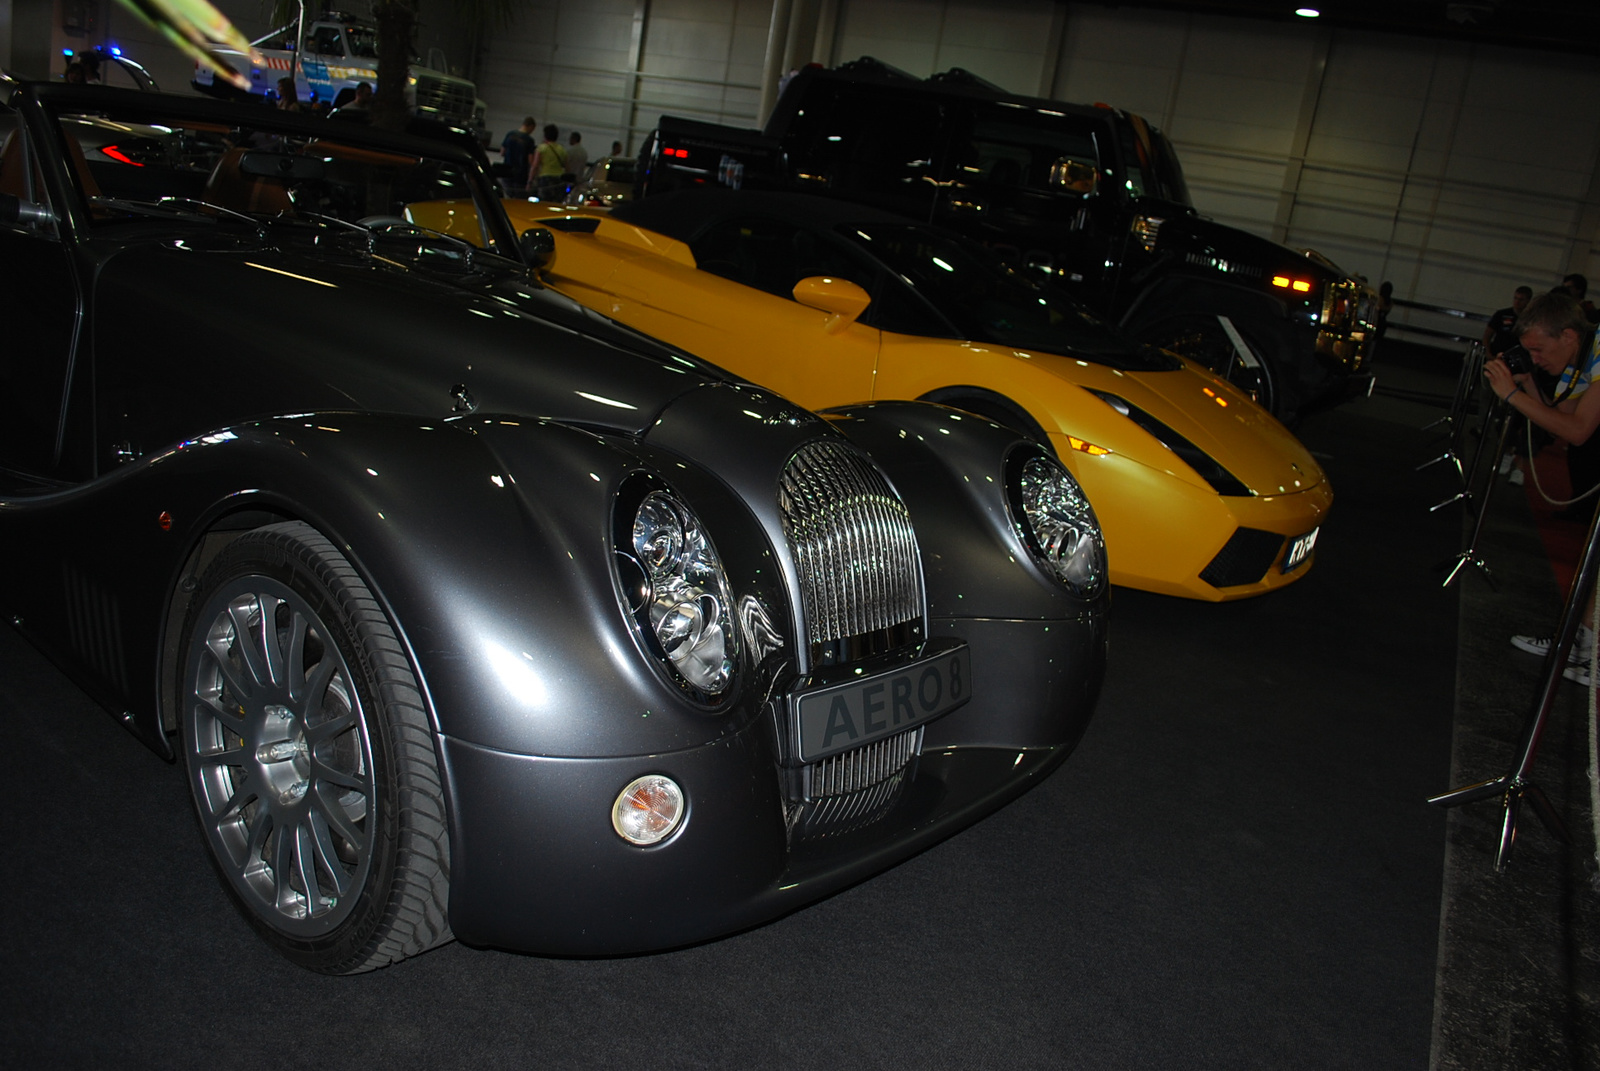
top-left (757, 0), bottom-right (795, 126)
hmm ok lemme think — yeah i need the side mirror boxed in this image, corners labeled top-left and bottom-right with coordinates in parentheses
top-left (792, 276), bottom-right (871, 333)
top-left (1049, 158), bottom-right (1099, 196)
top-left (519, 227), bottom-right (556, 270)
top-left (0, 193), bottom-right (56, 227)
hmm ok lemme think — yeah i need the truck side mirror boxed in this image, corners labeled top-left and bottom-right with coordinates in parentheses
top-left (520, 227), bottom-right (556, 270)
top-left (0, 193), bottom-right (56, 227)
top-left (792, 276), bottom-right (871, 333)
top-left (1050, 158), bottom-right (1099, 196)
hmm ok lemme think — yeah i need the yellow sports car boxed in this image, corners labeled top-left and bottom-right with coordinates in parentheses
top-left (422, 190), bottom-right (1331, 599)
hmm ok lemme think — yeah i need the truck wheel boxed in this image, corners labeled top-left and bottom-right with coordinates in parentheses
top-left (1135, 315), bottom-right (1283, 419)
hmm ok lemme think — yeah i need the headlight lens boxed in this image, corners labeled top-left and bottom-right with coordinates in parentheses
top-left (1011, 453), bottom-right (1106, 597)
top-left (628, 490), bottom-right (737, 696)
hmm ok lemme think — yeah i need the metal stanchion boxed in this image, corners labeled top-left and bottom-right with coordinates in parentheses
top-left (1419, 340), bottom-right (1486, 482)
top-left (1427, 506), bottom-right (1597, 868)
top-left (1438, 398), bottom-right (1513, 587)
top-left (1429, 372), bottom-right (1502, 515)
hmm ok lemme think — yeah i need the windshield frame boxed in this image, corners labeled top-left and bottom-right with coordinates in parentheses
top-left (23, 84), bottom-right (521, 258)
top-left (842, 221), bottom-right (1182, 371)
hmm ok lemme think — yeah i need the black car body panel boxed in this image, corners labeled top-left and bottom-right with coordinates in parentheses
top-left (636, 60), bottom-right (1379, 418)
top-left (0, 81), bottom-right (1107, 962)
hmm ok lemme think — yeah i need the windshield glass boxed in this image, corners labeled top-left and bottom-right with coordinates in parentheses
top-left (600, 158), bottom-right (636, 184)
top-left (40, 99), bottom-right (508, 252)
top-left (1119, 115), bottom-right (1191, 207)
top-left (958, 104), bottom-right (1100, 195)
top-left (842, 224), bottom-right (1180, 370)
top-left (344, 27), bottom-right (379, 59)
top-left (1148, 130), bottom-right (1191, 206)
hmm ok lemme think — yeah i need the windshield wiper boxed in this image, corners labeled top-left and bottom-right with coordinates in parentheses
top-left (90, 196), bottom-right (267, 237)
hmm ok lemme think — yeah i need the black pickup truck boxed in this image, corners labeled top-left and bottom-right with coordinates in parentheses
top-left (636, 59), bottom-right (1378, 420)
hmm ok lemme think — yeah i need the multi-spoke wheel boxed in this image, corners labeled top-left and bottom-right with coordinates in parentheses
top-left (178, 521), bottom-right (450, 973)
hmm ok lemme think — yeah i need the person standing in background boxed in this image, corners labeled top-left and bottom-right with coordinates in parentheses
top-left (1484, 286), bottom-right (1534, 358)
top-left (529, 124), bottom-right (568, 198)
top-left (500, 117), bottom-right (536, 198)
top-left (565, 131), bottom-right (589, 181)
top-left (1562, 273), bottom-right (1598, 324)
top-left (275, 77), bottom-right (302, 112)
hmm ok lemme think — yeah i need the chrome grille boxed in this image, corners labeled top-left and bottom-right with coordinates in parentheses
top-left (778, 440), bottom-right (924, 649)
top-left (805, 727), bottom-right (923, 799)
top-left (414, 75), bottom-right (474, 123)
top-left (790, 727), bottom-right (923, 840)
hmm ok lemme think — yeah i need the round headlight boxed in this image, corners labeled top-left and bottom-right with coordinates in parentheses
top-left (627, 489), bottom-right (738, 696)
top-left (612, 774), bottom-right (684, 845)
top-left (1012, 453), bottom-right (1106, 597)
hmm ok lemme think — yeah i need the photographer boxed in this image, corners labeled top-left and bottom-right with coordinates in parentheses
top-left (1489, 292), bottom-right (1600, 680)
top-left (1485, 291), bottom-right (1600, 507)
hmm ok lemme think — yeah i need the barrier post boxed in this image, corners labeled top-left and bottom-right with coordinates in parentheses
top-left (1419, 340), bottom-right (1486, 481)
top-left (1426, 500), bottom-right (1597, 868)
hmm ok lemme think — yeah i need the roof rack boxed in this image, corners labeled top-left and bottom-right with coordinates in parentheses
top-left (925, 67), bottom-right (1005, 92)
top-left (834, 56), bottom-right (920, 81)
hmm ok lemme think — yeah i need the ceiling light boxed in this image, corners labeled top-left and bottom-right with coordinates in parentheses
top-left (1295, 7), bottom-right (1320, 16)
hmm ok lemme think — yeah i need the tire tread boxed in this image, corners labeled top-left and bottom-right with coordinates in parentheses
top-left (227, 522), bottom-right (452, 973)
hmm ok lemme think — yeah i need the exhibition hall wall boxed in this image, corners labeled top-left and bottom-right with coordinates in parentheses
top-left (474, 0), bottom-right (1600, 330)
top-left (9, 0), bottom-right (1600, 330)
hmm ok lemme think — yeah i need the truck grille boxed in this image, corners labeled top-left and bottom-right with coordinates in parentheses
top-left (414, 75), bottom-right (474, 123)
top-left (777, 439), bottom-right (923, 656)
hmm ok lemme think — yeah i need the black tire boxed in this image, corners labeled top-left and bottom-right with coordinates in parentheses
top-left (919, 387), bottom-right (1052, 445)
top-left (1133, 314), bottom-right (1283, 419)
top-left (176, 521), bottom-right (451, 973)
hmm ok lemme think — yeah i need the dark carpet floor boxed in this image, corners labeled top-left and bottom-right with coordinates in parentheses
top-left (0, 367), bottom-right (1482, 1069)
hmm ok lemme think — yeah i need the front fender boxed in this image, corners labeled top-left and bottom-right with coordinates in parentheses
top-left (823, 401), bottom-right (1106, 623)
top-left (823, 401), bottom-right (1108, 751)
top-left (0, 411), bottom-right (794, 763)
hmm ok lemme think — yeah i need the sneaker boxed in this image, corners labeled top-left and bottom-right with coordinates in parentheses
top-left (1565, 661), bottom-right (1593, 687)
top-left (1499, 453), bottom-right (1516, 475)
top-left (1507, 468), bottom-right (1524, 485)
top-left (1511, 633), bottom-right (1592, 665)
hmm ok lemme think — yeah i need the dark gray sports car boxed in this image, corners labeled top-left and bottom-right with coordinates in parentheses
top-left (0, 80), bottom-right (1109, 972)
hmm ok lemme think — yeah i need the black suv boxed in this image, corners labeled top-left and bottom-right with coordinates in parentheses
top-left (638, 59), bottom-right (1378, 420)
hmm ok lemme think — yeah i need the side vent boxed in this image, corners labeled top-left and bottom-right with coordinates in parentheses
top-left (63, 564), bottom-right (131, 696)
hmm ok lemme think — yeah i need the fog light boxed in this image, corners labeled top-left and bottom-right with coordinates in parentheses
top-left (612, 775), bottom-right (685, 845)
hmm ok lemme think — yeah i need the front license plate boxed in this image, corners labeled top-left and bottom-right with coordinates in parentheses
top-left (1283, 526), bottom-right (1320, 573)
top-left (792, 642), bottom-right (972, 762)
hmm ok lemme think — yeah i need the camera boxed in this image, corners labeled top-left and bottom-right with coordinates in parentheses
top-left (1501, 344), bottom-right (1533, 377)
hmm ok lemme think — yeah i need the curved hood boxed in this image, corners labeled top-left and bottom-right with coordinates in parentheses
top-left (1048, 354), bottom-right (1324, 497)
top-left (92, 228), bottom-right (735, 456)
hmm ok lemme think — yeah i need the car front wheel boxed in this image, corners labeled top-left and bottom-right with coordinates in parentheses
top-left (178, 521), bottom-right (451, 973)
